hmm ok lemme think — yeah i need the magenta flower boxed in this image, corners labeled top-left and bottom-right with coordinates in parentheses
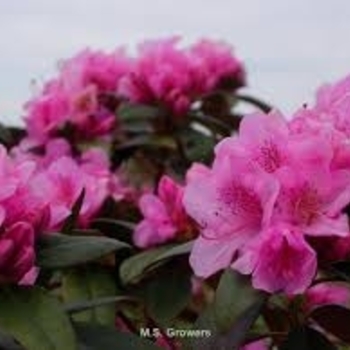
top-left (30, 154), bottom-right (125, 230)
top-left (0, 222), bottom-right (37, 285)
top-left (0, 146), bottom-right (48, 231)
top-left (25, 89), bottom-right (69, 142)
top-left (184, 111), bottom-right (350, 294)
top-left (189, 38), bottom-right (245, 91)
top-left (241, 225), bottom-right (317, 295)
top-left (214, 111), bottom-right (289, 173)
top-left (119, 37), bottom-right (245, 116)
top-left (184, 156), bottom-right (279, 278)
top-left (215, 110), bottom-right (337, 176)
top-left (134, 175), bottom-right (194, 248)
top-left (119, 37), bottom-right (196, 116)
top-left (12, 138), bottom-right (128, 230)
top-left (290, 74), bottom-right (350, 139)
top-left (304, 283), bottom-right (350, 311)
top-left (24, 48), bottom-right (132, 141)
top-left (273, 165), bottom-right (350, 238)
top-left (241, 340), bottom-right (268, 350)
top-left (30, 156), bottom-right (83, 229)
top-left (59, 48), bottom-right (132, 93)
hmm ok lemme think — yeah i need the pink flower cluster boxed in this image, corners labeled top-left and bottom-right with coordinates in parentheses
top-left (291, 74), bottom-right (350, 138)
top-left (119, 37), bottom-right (245, 116)
top-left (12, 138), bottom-right (128, 230)
top-left (0, 138), bottom-right (127, 286)
top-left (24, 38), bottom-right (245, 143)
top-left (133, 175), bottom-right (195, 248)
top-left (303, 282), bottom-right (350, 311)
top-left (0, 146), bottom-right (44, 285)
top-left (25, 48), bottom-right (132, 142)
top-left (184, 94), bottom-right (350, 294)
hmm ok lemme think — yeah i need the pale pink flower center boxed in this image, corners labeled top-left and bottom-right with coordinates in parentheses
top-left (220, 183), bottom-right (262, 219)
top-left (256, 140), bottom-right (282, 173)
top-left (290, 184), bottom-right (321, 225)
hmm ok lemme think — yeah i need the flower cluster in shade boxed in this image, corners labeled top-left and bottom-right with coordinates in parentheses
top-left (183, 74), bottom-right (350, 295)
top-left (25, 48), bottom-right (132, 142)
top-left (119, 37), bottom-right (245, 116)
top-left (0, 138), bottom-right (128, 285)
top-left (24, 38), bottom-right (245, 142)
top-left (133, 175), bottom-right (196, 248)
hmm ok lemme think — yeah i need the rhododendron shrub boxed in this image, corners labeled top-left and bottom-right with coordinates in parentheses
top-left (1, 38), bottom-right (350, 350)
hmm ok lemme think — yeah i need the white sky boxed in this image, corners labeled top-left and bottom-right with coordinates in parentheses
top-left (1, 0), bottom-right (350, 125)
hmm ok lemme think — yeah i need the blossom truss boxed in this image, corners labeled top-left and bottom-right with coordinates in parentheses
top-left (184, 110), bottom-right (350, 294)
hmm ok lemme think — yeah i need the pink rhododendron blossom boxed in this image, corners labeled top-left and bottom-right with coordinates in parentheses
top-left (30, 156), bottom-right (86, 229)
top-left (24, 48), bottom-right (132, 141)
top-left (185, 162), bottom-right (211, 183)
top-left (134, 175), bottom-right (194, 248)
top-left (155, 336), bottom-right (178, 350)
top-left (215, 110), bottom-right (337, 176)
top-left (0, 146), bottom-right (48, 231)
top-left (119, 37), bottom-right (244, 116)
top-left (119, 37), bottom-right (199, 116)
top-left (189, 39), bottom-right (245, 91)
top-left (312, 75), bottom-right (350, 137)
top-left (185, 111), bottom-right (350, 294)
top-left (240, 225), bottom-right (317, 294)
top-left (30, 154), bottom-right (126, 229)
top-left (0, 146), bottom-right (53, 286)
top-left (184, 155), bottom-right (279, 278)
top-left (241, 340), bottom-right (268, 350)
top-left (25, 90), bottom-right (69, 142)
top-left (0, 222), bottom-right (37, 285)
top-left (273, 165), bottom-right (350, 238)
top-left (290, 74), bottom-right (350, 138)
top-left (12, 138), bottom-right (128, 230)
top-left (304, 283), bottom-right (350, 311)
top-left (59, 48), bottom-right (131, 93)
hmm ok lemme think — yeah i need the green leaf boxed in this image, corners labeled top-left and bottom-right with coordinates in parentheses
top-left (140, 266), bottom-right (192, 323)
top-left (112, 135), bottom-right (177, 165)
top-left (213, 269), bottom-right (258, 333)
top-left (218, 297), bottom-right (266, 349)
top-left (236, 94), bottom-right (272, 113)
top-left (188, 306), bottom-right (218, 350)
top-left (310, 304), bottom-right (350, 343)
top-left (75, 322), bottom-right (162, 350)
top-left (0, 287), bottom-right (76, 350)
top-left (115, 135), bottom-right (176, 152)
top-left (261, 303), bottom-right (290, 345)
top-left (0, 123), bottom-right (13, 146)
top-left (92, 218), bottom-right (135, 232)
top-left (118, 103), bottom-right (161, 122)
top-left (181, 128), bottom-right (216, 163)
top-left (0, 330), bottom-right (23, 350)
top-left (91, 218), bottom-right (135, 243)
top-left (64, 295), bottom-right (136, 314)
top-left (37, 233), bottom-right (130, 268)
top-left (190, 293), bottom-right (266, 350)
top-left (153, 241), bottom-right (193, 263)
top-left (120, 241), bottom-right (193, 284)
top-left (120, 246), bottom-right (171, 285)
top-left (62, 266), bottom-right (118, 326)
top-left (190, 114), bottom-right (231, 136)
top-left (61, 190), bottom-right (85, 234)
top-left (280, 327), bottom-right (337, 350)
